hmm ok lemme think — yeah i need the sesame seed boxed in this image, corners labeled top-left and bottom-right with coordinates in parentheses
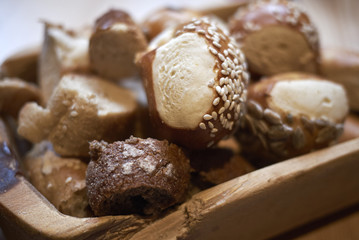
top-left (224, 50), bottom-right (229, 56)
top-left (236, 104), bottom-right (241, 113)
top-left (228, 49), bottom-right (236, 57)
top-left (234, 58), bottom-right (239, 65)
top-left (213, 41), bottom-right (222, 48)
top-left (223, 85), bottom-right (228, 95)
top-left (207, 79), bottom-right (215, 87)
top-left (219, 107), bottom-right (225, 114)
top-left (224, 100), bottom-right (230, 109)
top-left (185, 24), bottom-right (196, 30)
top-left (199, 122), bottom-right (206, 130)
top-left (233, 94), bottom-right (240, 101)
top-left (229, 101), bottom-right (235, 111)
top-left (220, 88), bottom-right (225, 96)
top-left (207, 141), bottom-right (215, 147)
top-left (209, 47), bottom-right (218, 55)
top-left (197, 29), bottom-right (206, 35)
top-left (203, 114), bottom-right (212, 121)
top-left (208, 121), bottom-right (214, 129)
top-left (231, 70), bottom-right (236, 78)
top-left (205, 34), bottom-right (212, 40)
top-left (234, 113), bottom-right (239, 120)
top-left (210, 134), bottom-right (216, 138)
top-left (227, 85), bottom-right (232, 92)
top-left (212, 111), bottom-right (218, 120)
top-left (221, 70), bottom-right (229, 75)
top-left (221, 62), bottom-right (228, 69)
top-left (70, 111), bottom-right (78, 117)
top-left (213, 97), bottom-right (220, 106)
top-left (218, 53), bottom-right (225, 62)
top-left (216, 86), bottom-right (222, 94)
top-left (194, 20), bottom-right (202, 25)
top-left (220, 77), bottom-right (226, 86)
top-left (227, 113), bottom-right (232, 119)
top-left (222, 94), bottom-right (227, 102)
top-left (211, 128), bottom-right (218, 133)
top-left (208, 29), bottom-right (214, 36)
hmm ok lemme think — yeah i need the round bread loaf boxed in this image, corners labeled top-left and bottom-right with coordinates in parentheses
top-left (86, 137), bottom-right (191, 216)
top-left (236, 72), bottom-right (348, 162)
top-left (229, 0), bottom-right (319, 77)
top-left (137, 17), bottom-right (249, 149)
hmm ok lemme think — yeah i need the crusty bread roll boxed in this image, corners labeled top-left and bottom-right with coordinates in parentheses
top-left (24, 142), bottom-right (91, 218)
top-left (320, 48), bottom-right (359, 112)
top-left (0, 78), bottom-right (42, 118)
top-left (141, 7), bottom-right (202, 41)
top-left (137, 17), bottom-right (249, 149)
top-left (40, 22), bottom-right (90, 102)
top-left (236, 72), bottom-right (348, 162)
top-left (18, 73), bottom-right (137, 157)
top-left (87, 137), bottom-right (191, 216)
top-left (89, 10), bottom-right (147, 80)
top-left (229, 0), bottom-right (319, 77)
top-left (0, 45), bottom-right (39, 83)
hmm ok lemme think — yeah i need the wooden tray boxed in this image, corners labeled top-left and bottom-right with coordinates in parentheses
top-left (1, 2), bottom-right (359, 239)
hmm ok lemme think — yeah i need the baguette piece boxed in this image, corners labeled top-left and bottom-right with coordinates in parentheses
top-left (24, 142), bottom-right (91, 218)
top-left (40, 22), bottom-right (90, 102)
top-left (18, 74), bottom-right (137, 157)
top-left (89, 10), bottom-right (147, 80)
top-left (229, 0), bottom-right (319, 77)
top-left (320, 48), bottom-right (359, 112)
top-left (236, 72), bottom-right (348, 162)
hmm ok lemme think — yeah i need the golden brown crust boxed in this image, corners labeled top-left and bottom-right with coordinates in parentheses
top-left (138, 17), bottom-right (249, 149)
top-left (0, 78), bottom-right (42, 118)
top-left (89, 9), bottom-right (147, 80)
top-left (229, 0), bottom-right (320, 76)
top-left (141, 7), bottom-right (202, 41)
top-left (86, 137), bottom-right (191, 216)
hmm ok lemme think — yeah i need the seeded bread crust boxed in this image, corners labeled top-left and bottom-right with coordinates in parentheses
top-left (138, 17), bottom-right (249, 149)
top-left (229, 0), bottom-right (319, 76)
top-left (86, 136), bottom-right (191, 216)
top-left (236, 72), bottom-right (348, 162)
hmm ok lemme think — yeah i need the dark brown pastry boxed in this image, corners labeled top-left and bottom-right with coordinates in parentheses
top-left (236, 72), bottom-right (348, 162)
top-left (137, 17), bottom-right (249, 150)
top-left (229, 0), bottom-right (319, 77)
top-left (86, 136), bottom-right (191, 216)
top-left (89, 9), bottom-right (147, 80)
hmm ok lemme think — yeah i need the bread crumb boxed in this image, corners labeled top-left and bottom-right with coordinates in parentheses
top-left (139, 156), bottom-right (156, 174)
top-left (122, 162), bottom-right (133, 175)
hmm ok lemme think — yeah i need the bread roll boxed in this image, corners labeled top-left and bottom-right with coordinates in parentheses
top-left (0, 78), bottom-right (42, 118)
top-left (137, 17), bottom-right (249, 149)
top-left (89, 10), bottom-right (147, 80)
top-left (40, 22), bottom-right (90, 102)
top-left (86, 137), bottom-right (191, 216)
top-left (18, 74), bottom-right (137, 157)
top-left (229, 0), bottom-right (319, 77)
top-left (142, 7), bottom-right (202, 41)
top-left (24, 142), bottom-right (91, 218)
top-left (236, 72), bottom-right (348, 161)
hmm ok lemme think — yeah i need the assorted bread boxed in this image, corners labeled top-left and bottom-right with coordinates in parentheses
top-left (0, 1), bottom-right (354, 219)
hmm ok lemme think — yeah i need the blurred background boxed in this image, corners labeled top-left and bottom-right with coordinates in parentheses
top-left (0, 0), bottom-right (358, 63)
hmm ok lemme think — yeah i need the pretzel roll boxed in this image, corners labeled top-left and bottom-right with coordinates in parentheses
top-left (89, 9), bottom-right (147, 80)
top-left (236, 72), bottom-right (348, 162)
top-left (142, 7), bottom-right (202, 41)
top-left (137, 17), bottom-right (249, 149)
top-left (229, 0), bottom-right (319, 77)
